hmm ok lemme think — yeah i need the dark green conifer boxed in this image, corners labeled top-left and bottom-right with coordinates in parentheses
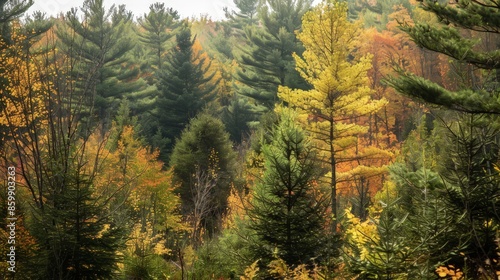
top-left (0, 0), bottom-right (32, 43)
top-left (436, 114), bottom-right (500, 277)
top-left (249, 111), bottom-right (326, 267)
top-left (235, 0), bottom-right (312, 110)
top-left (386, 0), bottom-right (500, 114)
top-left (57, 0), bottom-right (146, 130)
top-left (32, 171), bottom-right (126, 279)
top-left (152, 24), bottom-right (218, 160)
top-left (224, 0), bottom-right (260, 33)
top-left (137, 3), bottom-right (179, 75)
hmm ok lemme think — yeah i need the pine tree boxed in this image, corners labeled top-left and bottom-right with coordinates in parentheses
top-left (208, 0), bottom-right (263, 143)
top-left (436, 113), bottom-right (500, 277)
top-left (387, 164), bottom-right (456, 278)
top-left (57, 0), bottom-right (145, 130)
top-left (385, 0), bottom-right (500, 114)
top-left (137, 2), bottom-right (179, 74)
top-left (0, 24), bottom-right (128, 278)
top-left (345, 164), bottom-right (455, 279)
top-left (235, 0), bottom-right (312, 110)
top-left (221, 96), bottom-right (258, 142)
top-left (382, 1), bottom-right (500, 276)
top-left (225, 0), bottom-right (260, 30)
top-left (151, 24), bottom-right (218, 160)
top-left (32, 170), bottom-right (127, 279)
top-left (345, 200), bottom-right (411, 279)
top-left (107, 98), bottom-right (139, 151)
top-left (345, 0), bottom-right (414, 28)
top-left (249, 109), bottom-right (326, 267)
top-left (0, 0), bottom-right (32, 42)
top-left (211, 0), bottom-right (259, 66)
top-left (348, 113), bottom-right (500, 279)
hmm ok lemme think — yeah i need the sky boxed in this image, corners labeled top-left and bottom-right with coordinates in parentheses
top-left (27, 0), bottom-right (238, 20)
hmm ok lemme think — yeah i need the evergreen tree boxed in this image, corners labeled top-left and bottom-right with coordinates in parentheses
top-left (137, 2), bottom-right (179, 75)
top-left (345, 0), bottom-right (414, 28)
top-left (223, 0), bottom-right (260, 43)
top-left (21, 11), bottom-right (53, 43)
top-left (436, 113), bottom-right (500, 277)
top-left (386, 0), bottom-right (500, 114)
top-left (212, 0), bottom-right (260, 62)
top-left (32, 169), bottom-right (127, 279)
top-left (235, 0), bottom-right (312, 110)
top-left (0, 23), bottom-right (128, 278)
top-left (249, 110), bottom-right (326, 267)
top-left (389, 165), bottom-right (457, 278)
top-left (348, 113), bottom-right (500, 279)
top-left (57, 0), bottom-right (145, 131)
top-left (0, 0), bottom-right (32, 42)
top-left (382, 1), bottom-right (500, 276)
top-left (345, 200), bottom-right (412, 279)
top-left (224, 0), bottom-right (260, 30)
top-left (209, 0), bottom-right (263, 143)
top-left (345, 163), bottom-right (455, 279)
top-left (169, 112), bottom-right (236, 239)
top-left (151, 24), bottom-right (218, 160)
top-left (107, 98), bottom-right (139, 151)
top-left (221, 96), bottom-right (257, 142)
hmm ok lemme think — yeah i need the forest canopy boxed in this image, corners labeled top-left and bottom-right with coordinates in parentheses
top-left (1, 0), bottom-right (500, 279)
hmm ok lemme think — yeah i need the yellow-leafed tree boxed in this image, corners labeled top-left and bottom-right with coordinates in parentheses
top-left (278, 0), bottom-right (389, 229)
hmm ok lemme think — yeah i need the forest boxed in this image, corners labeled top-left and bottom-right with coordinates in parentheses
top-left (1, 0), bottom-right (499, 279)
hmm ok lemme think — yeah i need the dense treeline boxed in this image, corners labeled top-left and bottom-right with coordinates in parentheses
top-left (1, 0), bottom-right (499, 279)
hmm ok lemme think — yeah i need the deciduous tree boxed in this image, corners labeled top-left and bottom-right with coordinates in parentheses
top-left (169, 112), bottom-right (236, 239)
top-left (0, 24), bottom-right (128, 278)
top-left (278, 0), bottom-right (387, 230)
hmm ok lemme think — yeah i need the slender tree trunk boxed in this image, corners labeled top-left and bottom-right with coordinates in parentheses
top-left (178, 248), bottom-right (185, 280)
top-left (330, 117), bottom-right (337, 232)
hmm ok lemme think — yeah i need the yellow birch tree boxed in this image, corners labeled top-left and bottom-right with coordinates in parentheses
top-left (278, 0), bottom-right (388, 230)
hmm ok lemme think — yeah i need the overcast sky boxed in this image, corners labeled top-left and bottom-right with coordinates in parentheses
top-left (28, 0), bottom-right (238, 20)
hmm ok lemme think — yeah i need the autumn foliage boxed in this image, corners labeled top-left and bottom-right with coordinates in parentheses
top-left (2, 0), bottom-right (500, 278)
